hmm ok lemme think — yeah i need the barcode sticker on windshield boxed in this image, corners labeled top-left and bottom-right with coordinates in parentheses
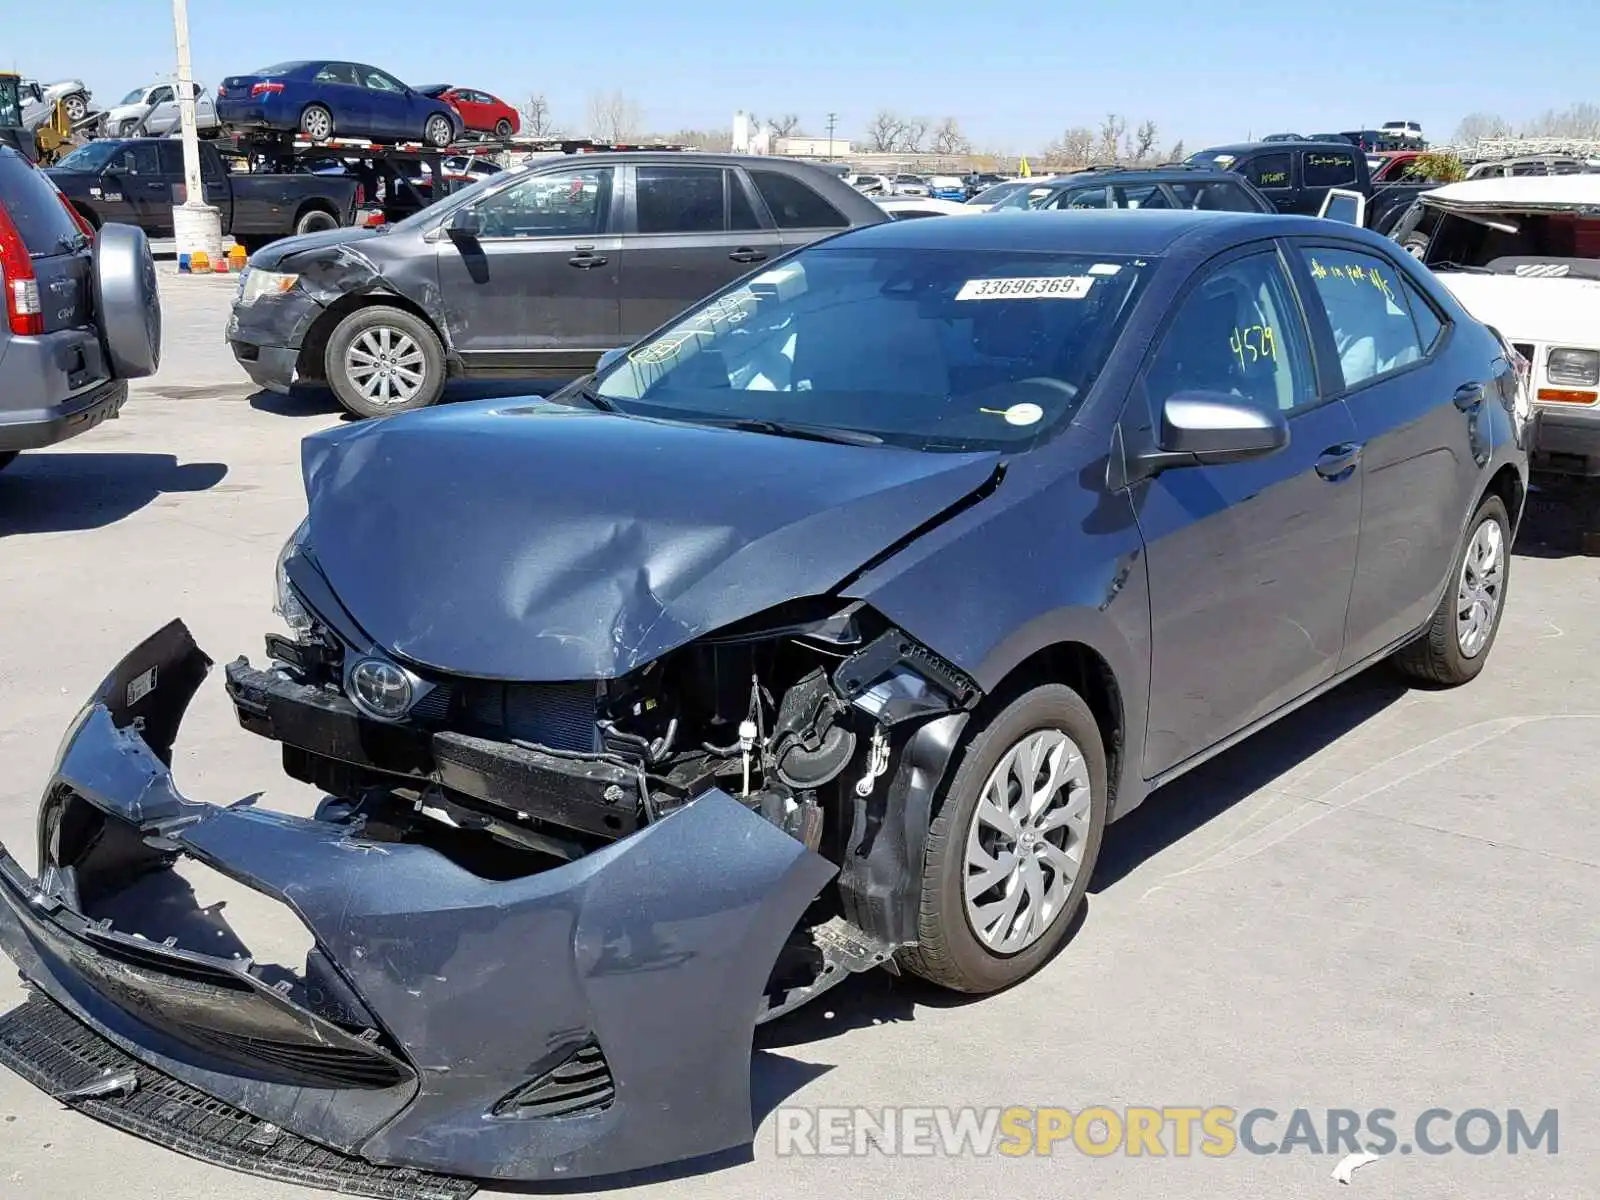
top-left (956, 276), bottom-right (1094, 301)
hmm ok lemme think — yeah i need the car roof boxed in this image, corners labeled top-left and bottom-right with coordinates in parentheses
top-left (1199, 140), bottom-right (1360, 155)
top-left (1424, 173), bottom-right (1600, 209)
top-left (1035, 166), bottom-right (1245, 185)
top-left (826, 208), bottom-right (1334, 256)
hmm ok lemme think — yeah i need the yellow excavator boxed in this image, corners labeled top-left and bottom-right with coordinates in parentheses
top-left (0, 72), bottom-right (79, 164)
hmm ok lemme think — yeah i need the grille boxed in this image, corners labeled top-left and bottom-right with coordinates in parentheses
top-left (493, 1040), bottom-right (615, 1119)
top-left (453, 680), bottom-right (601, 752)
top-left (0, 994), bottom-right (475, 1200)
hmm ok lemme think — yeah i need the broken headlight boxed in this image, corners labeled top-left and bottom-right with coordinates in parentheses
top-left (274, 517), bottom-right (313, 634)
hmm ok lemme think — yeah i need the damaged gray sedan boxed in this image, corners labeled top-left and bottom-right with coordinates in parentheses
top-left (0, 211), bottom-right (1525, 1192)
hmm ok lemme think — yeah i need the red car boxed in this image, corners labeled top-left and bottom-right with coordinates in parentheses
top-left (418, 85), bottom-right (519, 138)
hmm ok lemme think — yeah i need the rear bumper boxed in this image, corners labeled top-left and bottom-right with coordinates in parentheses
top-left (0, 620), bottom-right (835, 1183)
top-left (0, 377), bottom-right (127, 452)
top-left (1531, 405), bottom-right (1600, 476)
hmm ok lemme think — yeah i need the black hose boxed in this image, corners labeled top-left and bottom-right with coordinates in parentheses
top-left (648, 717), bottom-right (679, 764)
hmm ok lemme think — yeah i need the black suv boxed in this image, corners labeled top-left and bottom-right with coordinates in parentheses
top-left (0, 145), bottom-right (159, 472)
top-left (986, 165), bottom-right (1275, 214)
top-left (227, 153), bottom-right (888, 417)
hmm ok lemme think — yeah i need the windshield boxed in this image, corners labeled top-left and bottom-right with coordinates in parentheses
top-left (119, 87), bottom-right (148, 105)
top-left (1184, 151), bottom-right (1236, 170)
top-left (970, 181), bottom-right (1025, 204)
top-left (590, 245), bottom-right (1147, 452)
top-left (51, 141), bottom-right (122, 171)
top-left (992, 184), bottom-right (1057, 210)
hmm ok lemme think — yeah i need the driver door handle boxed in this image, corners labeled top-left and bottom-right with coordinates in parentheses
top-left (1315, 442), bottom-right (1363, 481)
top-left (729, 247), bottom-right (768, 263)
top-left (568, 252), bottom-right (607, 268)
top-left (1454, 381), bottom-right (1485, 411)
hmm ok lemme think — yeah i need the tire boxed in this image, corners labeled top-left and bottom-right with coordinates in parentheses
top-left (294, 208), bottom-right (339, 237)
top-left (63, 93), bottom-right (89, 123)
top-left (898, 683), bottom-right (1108, 993)
top-left (93, 223), bottom-right (161, 379)
top-left (1401, 232), bottom-right (1429, 259)
top-left (1393, 494), bottom-right (1511, 686)
top-left (494, 118), bottom-right (513, 139)
top-left (324, 306), bottom-right (446, 419)
top-left (424, 114), bottom-right (454, 148)
top-left (0, 451), bottom-right (17, 473)
top-left (299, 104), bottom-right (334, 141)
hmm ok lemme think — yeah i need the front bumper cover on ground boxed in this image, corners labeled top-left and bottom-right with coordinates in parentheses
top-left (0, 620), bottom-right (837, 1184)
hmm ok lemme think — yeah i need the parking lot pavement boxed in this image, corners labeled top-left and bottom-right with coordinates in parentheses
top-left (0, 276), bottom-right (1595, 1200)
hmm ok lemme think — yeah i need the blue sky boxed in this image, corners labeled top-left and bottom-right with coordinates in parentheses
top-left (12, 0), bottom-right (1596, 152)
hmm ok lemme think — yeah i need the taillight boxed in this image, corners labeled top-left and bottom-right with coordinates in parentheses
top-left (218, 84), bottom-right (226, 99)
top-left (0, 205), bottom-right (43, 336)
top-left (251, 81), bottom-right (285, 97)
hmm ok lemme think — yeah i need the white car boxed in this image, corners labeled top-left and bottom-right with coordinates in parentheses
top-left (102, 82), bottom-right (219, 138)
top-left (874, 197), bottom-right (985, 220)
top-left (1380, 121), bottom-right (1424, 144)
top-left (20, 79), bottom-right (94, 129)
top-left (1416, 174), bottom-right (1600, 469)
top-left (889, 173), bottom-right (930, 197)
top-left (849, 173), bottom-right (889, 196)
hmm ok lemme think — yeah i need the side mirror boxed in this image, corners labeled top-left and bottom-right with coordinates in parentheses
top-left (595, 347), bottom-right (626, 375)
top-left (447, 207), bottom-right (481, 239)
top-left (1118, 390), bottom-right (1289, 485)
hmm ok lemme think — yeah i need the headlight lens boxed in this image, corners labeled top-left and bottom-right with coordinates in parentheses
top-left (1547, 347), bottom-right (1600, 387)
top-left (348, 658), bottom-right (414, 720)
top-left (239, 268), bottom-right (300, 306)
top-left (274, 517), bottom-right (313, 633)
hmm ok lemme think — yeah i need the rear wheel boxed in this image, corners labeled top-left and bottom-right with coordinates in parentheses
top-left (898, 683), bottom-right (1108, 993)
top-left (424, 115), bottom-right (454, 148)
top-left (294, 208), bottom-right (339, 237)
top-left (324, 306), bottom-right (446, 419)
top-left (494, 118), bottom-right (513, 139)
top-left (1393, 494), bottom-right (1511, 685)
top-left (63, 93), bottom-right (89, 123)
top-left (299, 104), bottom-right (334, 141)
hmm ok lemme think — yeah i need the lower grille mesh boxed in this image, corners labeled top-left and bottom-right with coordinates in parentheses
top-left (0, 993), bottom-right (475, 1200)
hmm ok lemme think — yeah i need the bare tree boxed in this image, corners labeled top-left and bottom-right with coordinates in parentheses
top-left (520, 93), bottom-right (556, 138)
top-left (898, 116), bottom-right (930, 153)
top-left (1521, 103), bottom-right (1600, 139)
top-left (1133, 119), bottom-right (1159, 162)
top-left (767, 113), bottom-right (802, 138)
top-left (654, 127), bottom-right (734, 152)
top-left (930, 116), bottom-right (971, 156)
top-left (865, 109), bottom-right (907, 153)
top-left (1044, 126), bottom-right (1096, 170)
top-left (586, 91), bottom-right (643, 142)
top-left (1454, 112), bottom-right (1510, 143)
top-left (1096, 113), bottom-right (1127, 163)
top-left (1168, 138), bottom-right (1186, 162)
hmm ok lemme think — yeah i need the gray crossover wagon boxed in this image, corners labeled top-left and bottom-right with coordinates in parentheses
top-left (0, 211), bottom-right (1525, 1190)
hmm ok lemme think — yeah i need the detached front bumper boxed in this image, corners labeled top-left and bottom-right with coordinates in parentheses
top-left (226, 289), bottom-right (324, 395)
top-left (0, 621), bottom-right (835, 1184)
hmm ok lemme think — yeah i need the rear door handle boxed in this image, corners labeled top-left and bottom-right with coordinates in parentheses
top-left (1454, 381), bottom-right (1485, 411)
top-left (1315, 442), bottom-right (1363, 481)
top-left (729, 247), bottom-right (768, 263)
top-left (568, 253), bottom-right (607, 268)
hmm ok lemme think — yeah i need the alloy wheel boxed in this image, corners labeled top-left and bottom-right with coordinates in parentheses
top-left (1456, 516), bottom-right (1505, 658)
top-left (303, 108), bottom-right (331, 140)
top-left (344, 326), bottom-right (426, 408)
top-left (963, 727), bottom-right (1093, 954)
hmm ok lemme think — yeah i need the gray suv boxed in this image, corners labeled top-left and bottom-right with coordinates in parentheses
top-left (226, 153), bottom-right (887, 417)
top-left (0, 146), bottom-right (160, 472)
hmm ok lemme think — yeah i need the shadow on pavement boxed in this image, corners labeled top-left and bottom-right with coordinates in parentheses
top-left (0, 452), bottom-right (228, 535)
top-left (1514, 481), bottom-right (1599, 558)
top-left (1090, 669), bottom-right (1410, 892)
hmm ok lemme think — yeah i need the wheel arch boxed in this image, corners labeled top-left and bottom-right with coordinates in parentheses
top-left (296, 292), bottom-right (452, 384)
top-left (292, 198), bottom-right (340, 228)
top-left (1482, 461), bottom-right (1526, 530)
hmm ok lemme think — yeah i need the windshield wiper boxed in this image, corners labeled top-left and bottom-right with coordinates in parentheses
top-left (568, 381), bottom-right (619, 412)
top-left (694, 417), bottom-right (884, 446)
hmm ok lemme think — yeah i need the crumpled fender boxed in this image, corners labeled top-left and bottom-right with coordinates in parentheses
top-left (3, 621), bottom-right (838, 1181)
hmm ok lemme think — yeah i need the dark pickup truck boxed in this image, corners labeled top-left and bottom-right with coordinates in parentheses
top-left (1186, 140), bottom-right (1433, 235)
top-left (45, 138), bottom-right (361, 249)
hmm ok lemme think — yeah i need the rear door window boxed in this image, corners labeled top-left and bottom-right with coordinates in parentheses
top-left (1169, 181), bottom-right (1265, 211)
top-left (748, 170), bottom-right (848, 229)
top-left (635, 165), bottom-right (726, 234)
top-left (1304, 151), bottom-right (1358, 188)
top-left (315, 63), bottom-right (361, 87)
top-left (1243, 153), bottom-right (1292, 191)
top-left (0, 153), bottom-right (84, 256)
top-left (1297, 245), bottom-right (1427, 388)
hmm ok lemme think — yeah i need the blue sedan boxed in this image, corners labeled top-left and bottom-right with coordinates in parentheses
top-left (216, 60), bottom-right (462, 146)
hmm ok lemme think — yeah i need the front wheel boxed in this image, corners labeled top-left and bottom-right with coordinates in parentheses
top-left (63, 93), bottom-right (89, 123)
top-left (898, 683), bottom-right (1108, 993)
top-left (1393, 494), bottom-right (1511, 685)
top-left (494, 118), bottom-right (513, 139)
top-left (324, 306), bottom-right (446, 419)
top-left (299, 104), bottom-right (334, 141)
top-left (424, 115), bottom-right (454, 148)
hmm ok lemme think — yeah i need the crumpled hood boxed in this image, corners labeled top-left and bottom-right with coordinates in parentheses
top-left (248, 226), bottom-right (384, 270)
top-left (301, 400), bottom-right (1001, 681)
top-left (1434, 271), bottom-right (1600, 347)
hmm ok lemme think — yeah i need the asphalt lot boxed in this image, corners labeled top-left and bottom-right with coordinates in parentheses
top-left (0, 271), bottom-right (1596, 1199)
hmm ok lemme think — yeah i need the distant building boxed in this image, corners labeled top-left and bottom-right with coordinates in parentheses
top-left (775, 135), bottom-right (852, 158)
top-left (732, 111), bottom-right (771, 155)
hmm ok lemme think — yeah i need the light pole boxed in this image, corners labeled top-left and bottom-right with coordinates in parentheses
top-left (826, 112), bottom-right (837, 162)
top-left (170, 0), bottom-right (223, 260)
